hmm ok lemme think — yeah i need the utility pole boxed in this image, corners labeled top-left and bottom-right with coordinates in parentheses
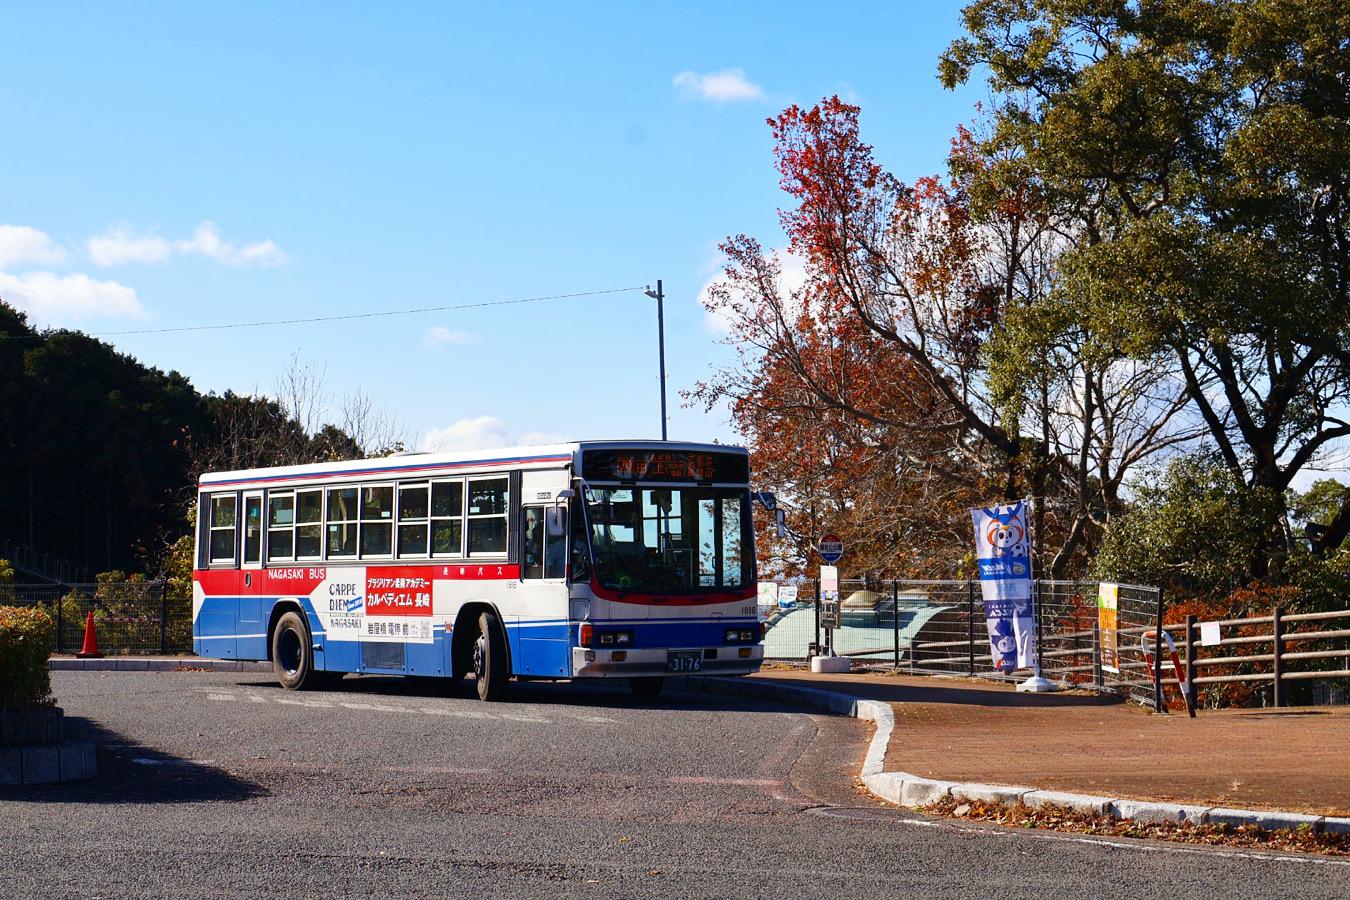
top-left (644, 280), bottom-right (668, 440)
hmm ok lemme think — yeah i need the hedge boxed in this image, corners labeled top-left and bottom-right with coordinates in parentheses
top-left (0, 605), bottom-right (54, 711)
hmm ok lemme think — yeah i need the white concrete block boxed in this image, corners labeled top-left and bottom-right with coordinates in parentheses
top-left (1020, 790), bottom-right (1114, 815)
top-left (900, 778), bottom-right (957, 807)
top-left (1321, 817), bottom-right (1350, 834)
top-left (951, 782), bottom-right (1035, 807)
top-left (1108, 799), bottom-right (1210, 824)
top-left (863, 772), bottom-right (907, 806)
top-left (1207, 807), bottom-right (1325, 832)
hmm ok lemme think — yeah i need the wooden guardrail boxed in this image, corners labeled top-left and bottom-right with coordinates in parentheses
top-left (1177, 607), bottom-right (1350, 707)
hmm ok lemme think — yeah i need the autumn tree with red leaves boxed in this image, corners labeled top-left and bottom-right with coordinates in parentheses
top-left (695, 98), bottom-right (1203, 578)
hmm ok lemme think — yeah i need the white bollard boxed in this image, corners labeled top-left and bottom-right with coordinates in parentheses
top-left (811, 655), bottom-right (851, 673)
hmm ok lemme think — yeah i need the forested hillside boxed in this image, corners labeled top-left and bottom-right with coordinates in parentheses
top-left (0, 301), bottom-right (393, 575)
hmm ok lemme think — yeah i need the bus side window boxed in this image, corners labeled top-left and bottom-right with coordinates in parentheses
top-left (569, 504), bottom-right (590, 582)
top-left (522, 507), bottom-right (544, 579)
top-left (208, 494), bottom-right (238, 566)
top-left (544, 507), bottom-right (567, 579)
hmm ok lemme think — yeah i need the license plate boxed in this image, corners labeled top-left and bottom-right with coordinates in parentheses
top-left (666, 650), bottom-right (702, 673)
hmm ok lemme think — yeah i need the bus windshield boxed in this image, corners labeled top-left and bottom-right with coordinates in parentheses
top-left (584, 486), bottom-right (751, 594)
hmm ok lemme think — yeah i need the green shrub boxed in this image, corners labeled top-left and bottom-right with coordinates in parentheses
top-left (0, 559), bottom-right (14, 604)
top-left (0, 606), bottom-right (54, 710)
top-left (38, 591), bottom-right (86, 631)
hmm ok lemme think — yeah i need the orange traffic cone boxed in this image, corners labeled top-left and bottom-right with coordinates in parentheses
top-left (76, 611), bottom-right (104, 659)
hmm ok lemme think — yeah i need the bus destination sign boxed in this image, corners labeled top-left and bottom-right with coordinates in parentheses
top-left (581, 449), bottom-right (749, 483)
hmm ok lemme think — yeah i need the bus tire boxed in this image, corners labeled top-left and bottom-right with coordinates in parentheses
top-left (474, 610), bottom-right (509, 702)
top-left (630, 677), bottom-right (665, 700)
top-left (272, 610), bottom-right (318, 691)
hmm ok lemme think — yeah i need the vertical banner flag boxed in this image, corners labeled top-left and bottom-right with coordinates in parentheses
top-left (1098, 582), bottom-right (1120, 673)
top-left (971, 501), bottom-right (1036, 672)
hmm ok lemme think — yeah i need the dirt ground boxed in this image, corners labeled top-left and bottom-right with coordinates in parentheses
top-left (751, 669), bottom-right (1350, 816)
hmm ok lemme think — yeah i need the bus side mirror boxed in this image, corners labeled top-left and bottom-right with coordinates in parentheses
top-left (752, 491), bottom-right (777, 512)
top-left (776, 509), bottom-right (787, 538)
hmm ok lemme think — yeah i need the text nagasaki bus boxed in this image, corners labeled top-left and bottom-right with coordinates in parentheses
top-left (192, 441), bottom-right (765, 700)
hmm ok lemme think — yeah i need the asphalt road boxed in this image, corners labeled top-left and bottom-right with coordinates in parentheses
top-left (2, 671), bottom-right (1348, 898)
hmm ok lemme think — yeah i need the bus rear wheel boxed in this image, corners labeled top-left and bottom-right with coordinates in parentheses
top-left (473, 611), bottom-right (509, 702)
top-left (272, 610), bottom-right (319, 691)
top-left (630, 677), bottom-right (665, 700)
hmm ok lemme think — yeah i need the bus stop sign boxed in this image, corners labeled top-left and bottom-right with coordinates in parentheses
top-left (818, 533), bottom-right (844, 563)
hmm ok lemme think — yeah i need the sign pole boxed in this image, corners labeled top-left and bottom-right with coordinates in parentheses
top-left (811, 534), bottom-right (849, 673)
top-left (1018, 496), bottom-right (1056, 692)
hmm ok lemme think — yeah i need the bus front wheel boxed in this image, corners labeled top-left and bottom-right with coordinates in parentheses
top-left (474, 611), bottom-right (509, 702)
top-left (272, 610), bottom-right (319, 691)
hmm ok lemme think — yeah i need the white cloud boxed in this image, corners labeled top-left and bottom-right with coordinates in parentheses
top-left (0, 225), bottom-right (67, 268)
top-left (673, 68), bottom-right (765, 103)
top-left (177, 221), bottom-right (287, 268)
top-left (89, 228), bottom-right (172, 266)
top-left (88, 221), bottom-right (287, 268)
top-left (423, 326), bottom-right (476, 347)
top-left (419, 416), bottom-right (569, 452)
top-left (420, 416), bottom-right (513, 452)
top-left (0, 270), bottom-right (145, 323)
top-left (699, 248), bottom-right (809, 335)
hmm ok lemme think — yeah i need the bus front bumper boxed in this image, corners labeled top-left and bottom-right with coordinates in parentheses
top-left (571, 645), bottom-right (764, 678)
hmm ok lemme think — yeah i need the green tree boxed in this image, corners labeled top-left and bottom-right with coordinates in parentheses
top-left (944, 0), bottom-right (1350, 578)
top-left (1092, 452), bottom-right (1282, 594)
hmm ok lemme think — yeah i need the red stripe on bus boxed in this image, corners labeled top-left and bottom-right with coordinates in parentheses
top-left (193, 563), bottom-right (522, 596)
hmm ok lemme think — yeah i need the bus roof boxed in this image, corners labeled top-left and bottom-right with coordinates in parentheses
top-left (197, 439), bottom-right (747, 489)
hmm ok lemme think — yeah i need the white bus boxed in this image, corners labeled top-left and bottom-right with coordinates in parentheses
top-left (193, 441), bottom-right (766, 700)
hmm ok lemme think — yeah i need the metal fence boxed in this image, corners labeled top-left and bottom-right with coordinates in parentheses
top-left (761, 578), bottom-right (1166, 708)
top-left (2, 582), bottom-right (191, 654)
top-left (0, 538), bottom-right (92, 585)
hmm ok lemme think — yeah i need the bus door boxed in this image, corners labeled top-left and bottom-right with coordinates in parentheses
top-left (516, 503), bottom-right (570, 675)
top-left (237, 491), bottom-right (265, 652)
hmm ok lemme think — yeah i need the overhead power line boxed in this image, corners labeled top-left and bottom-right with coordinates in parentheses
top-left (0, 285), bottom-right (646, 339)
top-left (95, 285), bottom-right (646, 336)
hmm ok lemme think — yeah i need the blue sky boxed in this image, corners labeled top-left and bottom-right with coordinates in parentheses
top-left (1, 1), bottom-right (981, 452)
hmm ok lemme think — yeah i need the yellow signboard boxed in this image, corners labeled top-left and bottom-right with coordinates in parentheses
top-left (1098, 582), bottom-right (1119, 673)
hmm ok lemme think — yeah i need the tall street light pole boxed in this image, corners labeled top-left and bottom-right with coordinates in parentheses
top-left (644, 280), bottom-right (668, 441)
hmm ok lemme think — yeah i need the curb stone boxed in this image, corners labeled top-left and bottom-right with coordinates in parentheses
top-left (49, 658), bottom-right (273, 673)
top-left (1108, 799), bottom-right (1211, 824)
top-left (1207, 808), bottom-right (1326, 831)
top-left (675, 674), bottom-right (1345, 834)
top-left (1020, 789), bottom-right (1115, 816)
top-left (951, 782), bottom-right (1037, 807)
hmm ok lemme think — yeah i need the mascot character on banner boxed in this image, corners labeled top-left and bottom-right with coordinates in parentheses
top-left (971, 502), bottom-right (1036, 672)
